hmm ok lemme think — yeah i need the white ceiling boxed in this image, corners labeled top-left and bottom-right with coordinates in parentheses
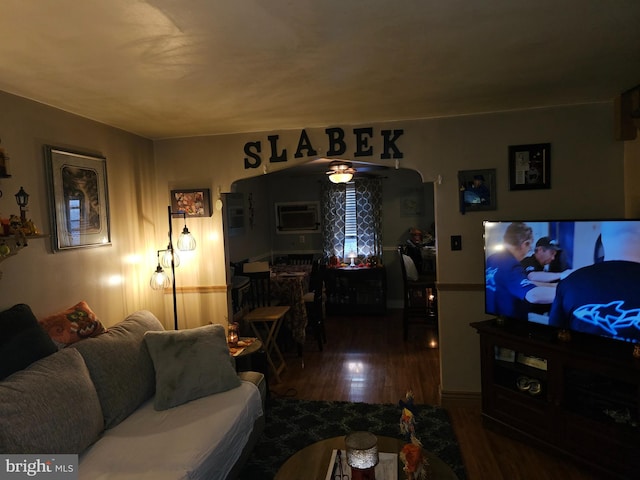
top-left (1, 0), bottom-right (639, 140)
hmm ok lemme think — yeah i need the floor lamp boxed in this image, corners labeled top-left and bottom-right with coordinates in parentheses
top-left (150, 206), bottom-right (196, 330)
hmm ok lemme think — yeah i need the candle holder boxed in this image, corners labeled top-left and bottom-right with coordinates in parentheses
top-left (227, 322), bottom-right (239, 347)
top-left (426, 287), bottom-right (437, 317)
top-left (345, 431), bottom-right (378, 480)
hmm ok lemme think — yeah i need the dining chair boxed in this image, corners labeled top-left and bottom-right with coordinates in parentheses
top-left (398, 246), bottom-right (437, 341)
top-left (303, 259), bottom-right (327, 351)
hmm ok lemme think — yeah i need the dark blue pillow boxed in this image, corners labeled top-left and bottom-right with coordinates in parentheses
top-left (0, 304), bottom-right (58, 380)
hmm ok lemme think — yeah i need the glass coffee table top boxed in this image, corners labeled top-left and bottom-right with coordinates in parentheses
top-left (275, 435), bottom-right (458, 480)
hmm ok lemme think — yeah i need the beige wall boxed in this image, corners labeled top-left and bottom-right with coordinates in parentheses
top-left (0, 91), bottom-right (161, 328)
top-left (624, 135), bottom-right (640, 217)
top-left (155, 101), bottom-right (633, 397)
top-left (3, 87), bottom-right (637, 397)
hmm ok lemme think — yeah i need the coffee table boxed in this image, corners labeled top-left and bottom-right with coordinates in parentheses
top-left (275, 435), bottom-right (459, 480)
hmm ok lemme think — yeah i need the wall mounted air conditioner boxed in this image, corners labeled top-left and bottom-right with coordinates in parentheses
top-left (275, 202), bottom-right (320, 234)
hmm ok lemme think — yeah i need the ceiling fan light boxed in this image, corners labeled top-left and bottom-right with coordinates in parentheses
top-left (329, 172), bottom-right (353, 183)
top-left (326, 160), bottom-right (356, 183)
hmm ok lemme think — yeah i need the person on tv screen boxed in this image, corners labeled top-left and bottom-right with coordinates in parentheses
top-left (548, 221), bottom-right (640, 343)
top-left (486, 222), bottom-right (557, 320)
top-left (521, 236), bottom-right (572, 282)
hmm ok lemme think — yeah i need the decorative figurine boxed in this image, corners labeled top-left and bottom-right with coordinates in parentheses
top-left (399, 389), bottom-right (416, 441)
top-left (399, 389), bottom-right (429, 479)
top-left (400, 435), bottom-right (428, 480)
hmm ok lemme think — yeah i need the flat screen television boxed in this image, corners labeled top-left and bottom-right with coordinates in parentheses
top-left (483, 219), bottom-right (640, 345)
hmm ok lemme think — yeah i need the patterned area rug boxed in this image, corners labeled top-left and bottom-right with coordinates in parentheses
top-left (238, 397), bottom-right (467, 479)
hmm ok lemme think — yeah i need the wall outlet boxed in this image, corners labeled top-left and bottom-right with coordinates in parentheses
top-left (451, 235), bottom-right (462, 251)
top-left (299, 235), bottom-right (305, 244)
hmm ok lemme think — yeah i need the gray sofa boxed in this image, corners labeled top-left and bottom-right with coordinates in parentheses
top-left (0, 310), bottom-right (266, 480)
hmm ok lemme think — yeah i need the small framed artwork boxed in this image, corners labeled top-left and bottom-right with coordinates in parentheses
top-left (170, 188), bottom-right (212, 217)
top-left (44, 145), bottom-right (111, 251)
top-left (224, 193), bottom-right (245, 237)
top-left (508, 143), bottom-right (551, 190)
top-left (400, 188), bottom-right (425, 217)
top-left (458, 168), bottom-right (497, 214)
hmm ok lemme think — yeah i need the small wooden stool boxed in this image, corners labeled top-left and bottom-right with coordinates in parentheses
top-left (243, 305), bottom-right (290, 383)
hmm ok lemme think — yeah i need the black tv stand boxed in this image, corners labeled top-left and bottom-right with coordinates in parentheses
top-left (471, 319), bottom-right (639, 480)
top-left (492, 317), bottom-right (557, 343)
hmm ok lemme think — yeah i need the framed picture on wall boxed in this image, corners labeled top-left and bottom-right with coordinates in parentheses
top-left (458, 168), bottom-right (497, 214)
top-left (400, 187), bottom-right (425, 217)
top-left (44, 145), bottom-right (111, 251)
top-left (224, 193), bottom-right (245, 237)
top-left (170, 188), bottom-right (212, 217)
top-left (508, 143), bottom-right (551, 190)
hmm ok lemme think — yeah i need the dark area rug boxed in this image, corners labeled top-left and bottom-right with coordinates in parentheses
top-left (238, 397), bottom-right (467, 479)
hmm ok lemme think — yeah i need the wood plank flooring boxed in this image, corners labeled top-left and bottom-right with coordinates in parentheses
top-left (270, 310), bottom-right (599, 480)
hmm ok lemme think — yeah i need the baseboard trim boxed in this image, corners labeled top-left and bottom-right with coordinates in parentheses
top-left (440, 390), bottom-right (481, 409)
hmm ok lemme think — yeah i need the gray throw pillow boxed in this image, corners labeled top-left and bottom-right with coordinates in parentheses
top-left (71, 310), bottom-right (164, 429)
top-left (0, 348), bottom-right (104, 454)
top-left (144, 324), bottom-right (241, 411)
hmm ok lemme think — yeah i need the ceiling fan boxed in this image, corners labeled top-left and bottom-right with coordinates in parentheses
top-left (326, 160), bottom-right (357, 183)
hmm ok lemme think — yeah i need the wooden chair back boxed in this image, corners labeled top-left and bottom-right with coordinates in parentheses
top-left (243, 271), bottom-right (272, 309)
top-left (287, 253), bottom-right (314, 265)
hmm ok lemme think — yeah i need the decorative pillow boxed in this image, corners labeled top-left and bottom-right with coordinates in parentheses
top-left (39, 301), bottom-right (106, 347)
top-left (144, 324), bottom-right (241, 411)
top-left (402, 254), bottom-right (419, 281)
top-left (71, 310), bottom-right (164, 429)
top-left (0, 304), bottom-right (57, 380)
top-left (0, 348), bottom-right (104, 454)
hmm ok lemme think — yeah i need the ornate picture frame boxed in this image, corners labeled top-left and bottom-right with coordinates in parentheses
top-left (44, 145), bottom-right (111, 251)
top-left (458, 168), bottom-right (497, 214)
top-left (508, 143), bottom-right (551, 190)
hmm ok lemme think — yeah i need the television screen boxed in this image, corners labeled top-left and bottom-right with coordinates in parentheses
top-left (484, 220), bottom-right (640, 344)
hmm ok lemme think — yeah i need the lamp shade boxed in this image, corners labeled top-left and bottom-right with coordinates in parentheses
top-left (161, 248), bottom-right (179, 268)
top-left (15, 186), bottom-right (29, 207)
top-left (177, 226), bottom-right (196, 251)
top-left (150, 266), bottom-right (171, 290)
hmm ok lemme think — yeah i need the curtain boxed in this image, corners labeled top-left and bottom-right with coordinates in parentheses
top-left (355, 177), bottom-right (383, 259)
top-left (321, 182), bottom-right (346, 260)
top-left (321, 177), bottom-right (383, 262)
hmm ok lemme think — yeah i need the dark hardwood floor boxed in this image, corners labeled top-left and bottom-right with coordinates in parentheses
top-left (269, 309), bottom-right (599, 480)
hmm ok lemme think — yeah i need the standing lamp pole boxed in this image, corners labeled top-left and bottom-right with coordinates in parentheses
top-left (150, 205), bottom-right (196, 331)
top-left (167, 206), bottom-right (178, 331)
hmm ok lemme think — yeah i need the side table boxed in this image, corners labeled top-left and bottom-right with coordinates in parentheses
top-left (232, 337), bottom-right (265, 375)
top-left (243, 305), bottom-right (289, 383)
top-left (232, 337), bottom-right (270, 400)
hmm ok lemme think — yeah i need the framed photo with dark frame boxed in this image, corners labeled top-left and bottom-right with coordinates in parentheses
top-left (170, 188), bottom-right (212, 217)
top-left (508, 143), bottom-right (551, 190)
top-left (458, 168), bottom-right (497, 214)
top-left (44, 145), bottom-right (111, 251)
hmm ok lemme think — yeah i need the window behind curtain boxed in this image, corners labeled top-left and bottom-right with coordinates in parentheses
top-left (343, 183), bottom-right (357, 256)
top-left (321, 178), bottom-right (383, 262)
